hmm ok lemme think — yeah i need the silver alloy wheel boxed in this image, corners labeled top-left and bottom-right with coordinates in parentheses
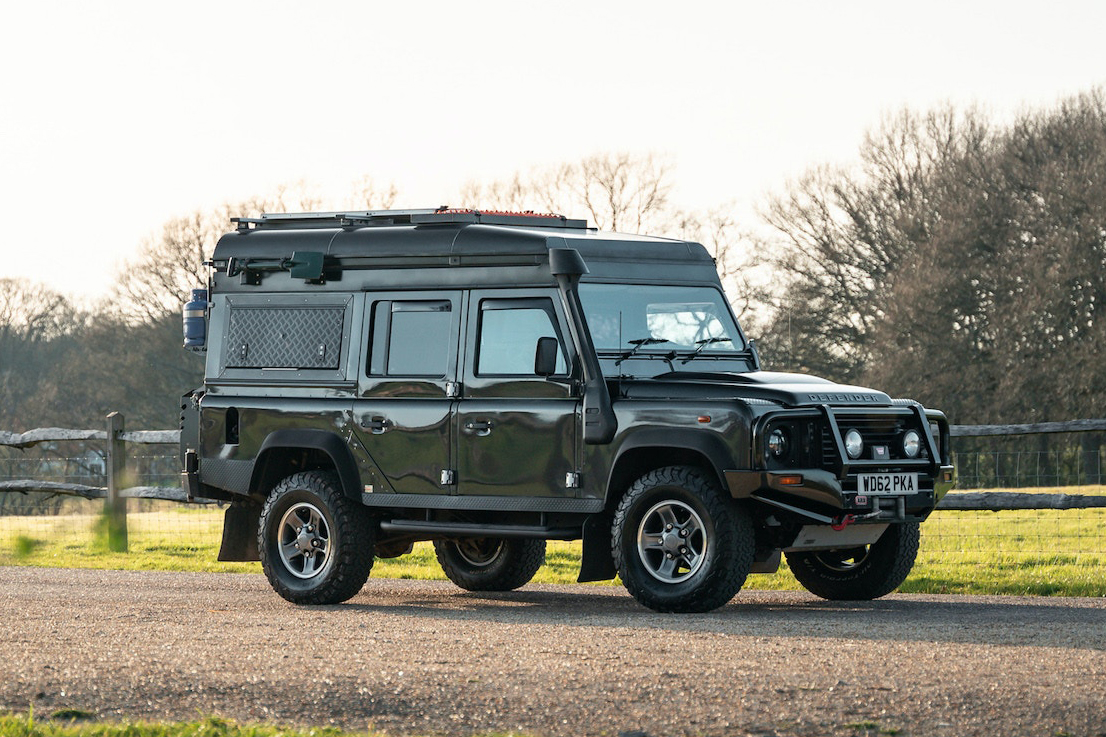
top-left (454, 538), bottom-right (505, 568)
top-left (636, 499), bottom-right (707, 583)
top-left (278, 501), bottom-right (333, 579)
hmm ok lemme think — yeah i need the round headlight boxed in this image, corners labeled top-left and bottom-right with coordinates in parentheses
top-left (844, 429), bottom-right (864, 459)
top-left (902, 429), bottom-right (922, 458)
top-left (768, 428), bottom-right (789, 459)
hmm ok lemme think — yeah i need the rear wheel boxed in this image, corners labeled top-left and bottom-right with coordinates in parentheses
top-left (258, 470), bottom-right (375, 605)
top-left (786, 522), bottom-right (920, 600)
top-left (612, 466), bottom-right (754, 613)
top-left (434, 537), bottom-right (547, 591)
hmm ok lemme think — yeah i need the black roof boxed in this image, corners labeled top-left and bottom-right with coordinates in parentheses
top-left (210, 208), bottom-right (721, 290)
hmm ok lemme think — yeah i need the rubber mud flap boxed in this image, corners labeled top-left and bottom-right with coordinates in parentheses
top-left (218, 502), bottom-right (261, 561)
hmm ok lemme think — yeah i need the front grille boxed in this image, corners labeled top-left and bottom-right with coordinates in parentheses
top-left (763, 408), bottom-right (937, 476)
top-left (821, 411), bottom-right (931, 468)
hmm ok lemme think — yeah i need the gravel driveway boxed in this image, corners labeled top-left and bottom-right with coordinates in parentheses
top-left (2, 567), bottom-right (1104, 737)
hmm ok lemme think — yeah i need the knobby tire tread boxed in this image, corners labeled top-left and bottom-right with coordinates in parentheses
top-left (435, 538), bottom-right (547, 592)
top-left (612, 466), bottom-right (754, 613)
top-left (786, 521), bottom-right (920, 600)
top-left (259, 470), bottom-right (375, 605)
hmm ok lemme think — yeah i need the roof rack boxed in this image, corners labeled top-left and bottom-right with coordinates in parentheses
top-left (231, 207), bottom-right (589, 231)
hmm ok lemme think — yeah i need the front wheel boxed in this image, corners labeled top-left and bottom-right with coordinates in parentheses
top-left (434, 537), bottom-right (547, 591)
top-left (786, 522), bottom-right (920, 600)
top-left (612, 466), bottom-right (754, 613)
top-left (258, 470), bottom-right (375, 605)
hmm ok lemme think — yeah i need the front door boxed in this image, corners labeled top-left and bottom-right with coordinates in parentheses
top-left (456, 291), bottom-right (579, 498)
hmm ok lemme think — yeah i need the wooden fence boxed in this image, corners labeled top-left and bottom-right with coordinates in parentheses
top-left (1, 415), bottom-right (1105, 551)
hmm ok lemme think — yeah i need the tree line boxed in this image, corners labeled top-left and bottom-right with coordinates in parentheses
top-left (1, 89), bottom-right (1103, 433)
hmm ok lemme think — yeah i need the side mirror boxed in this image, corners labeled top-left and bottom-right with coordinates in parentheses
top-left (534, 337), bottom-right (560, 377)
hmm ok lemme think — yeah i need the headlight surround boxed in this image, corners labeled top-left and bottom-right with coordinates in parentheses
top-left (767, 428), bottom-right (790, 459)
top-left (902, 429), bottom-right (922, 458)
top-left (844, 428), bottom-right (864, 459)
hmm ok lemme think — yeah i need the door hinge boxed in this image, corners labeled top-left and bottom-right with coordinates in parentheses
top-left (565, 471), bottom-right (580, 489)
top-left (445, 381), bottom-right (461, 398)
top-left (440, 469), bottom-right (456, 486)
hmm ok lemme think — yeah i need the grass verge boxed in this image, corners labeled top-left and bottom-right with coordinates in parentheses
top-left (1, 499), bottom-right (1104, 596)
top-left (0, 712), bottom-right (522, 737)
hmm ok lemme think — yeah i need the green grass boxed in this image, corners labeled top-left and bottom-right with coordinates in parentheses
top-left (0, 712), bottom-right (528, 737)
top-left (1, 497), bottom-right (1104, 596)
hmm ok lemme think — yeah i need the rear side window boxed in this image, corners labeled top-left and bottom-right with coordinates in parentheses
top-left (369, 300), bottom-right (453, 377)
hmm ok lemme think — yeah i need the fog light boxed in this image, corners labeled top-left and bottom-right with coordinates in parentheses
top-left (844, 429), bottom-right (864, 459)
top-left (902, 429), bottom-right (922, 458)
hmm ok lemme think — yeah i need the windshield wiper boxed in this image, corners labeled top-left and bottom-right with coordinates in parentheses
top-left (679, 337), bottom-right (732, 364)
top-left (614, 337), bottom-right (669, 365)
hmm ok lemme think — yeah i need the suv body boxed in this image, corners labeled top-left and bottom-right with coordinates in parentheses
top-left (180, 208), bottom-right (955, 612)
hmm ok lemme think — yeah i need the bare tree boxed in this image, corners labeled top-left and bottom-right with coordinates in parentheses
top-left (113, 180), bottom-right (398, 321)
top-left (0, 279), bottom-right (85, 430)
top-left (461, 152), bottom-right (675, 233)
top-left (757, 90), bottom-right (1106, 425)
top-left (756, 106), bottom-right (991, 384)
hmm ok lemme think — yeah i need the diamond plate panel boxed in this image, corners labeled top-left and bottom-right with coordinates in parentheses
top-left (226, 307), bottom-right (344, 369)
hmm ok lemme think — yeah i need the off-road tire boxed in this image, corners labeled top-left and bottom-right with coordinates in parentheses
top-left (434, 538), bottom-right (546, 591)
top-left (258, 470), bottom-right (375, 605)
top-left (612, 466), bottom-right (754, 613)
top-left (786, 521), bottom-right (920, 600)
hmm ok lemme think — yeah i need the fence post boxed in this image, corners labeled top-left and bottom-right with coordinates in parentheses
top-left (105, 412), bottom-right (128, 552)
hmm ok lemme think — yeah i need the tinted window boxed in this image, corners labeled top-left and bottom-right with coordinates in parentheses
top-left (477, 303), bottom-right (566, 376)
top-left (370, 300), bottom-right (452, 377)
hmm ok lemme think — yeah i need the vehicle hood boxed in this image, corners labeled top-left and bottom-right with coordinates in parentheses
top-left (621, 370), bottom-right (893, 407)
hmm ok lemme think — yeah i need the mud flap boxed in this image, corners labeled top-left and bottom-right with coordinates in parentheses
top-left (577, 513), bottom-right (617, 583)
top-left (218, 503), bottom-right (261, 562)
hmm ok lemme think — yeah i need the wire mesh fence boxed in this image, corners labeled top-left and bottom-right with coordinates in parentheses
top-left (953, 436), bottom-right (1105, 489)
top-left (0, 445), bottom-right (224, 558)
top-left (1, 434), bottom-right (1105, 581)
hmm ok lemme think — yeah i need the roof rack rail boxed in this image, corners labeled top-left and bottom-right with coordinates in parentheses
top-left (231, 207), bottom-right (589, 231)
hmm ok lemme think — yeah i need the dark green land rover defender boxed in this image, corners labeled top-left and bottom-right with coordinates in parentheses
top-left (180, 208), bottom-right (955, 612)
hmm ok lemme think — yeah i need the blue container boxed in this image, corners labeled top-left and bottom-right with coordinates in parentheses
top-left (183, 288), bottom-right (208, 349)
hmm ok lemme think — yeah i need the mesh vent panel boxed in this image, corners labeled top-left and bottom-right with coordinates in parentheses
top-left (225, 307), bottom-right (344, 369)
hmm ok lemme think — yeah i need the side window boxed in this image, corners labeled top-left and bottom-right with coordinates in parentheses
top-left (477, 300), bottom-right (567, 376)
top-left (369, 300), bottom-right (453, 377)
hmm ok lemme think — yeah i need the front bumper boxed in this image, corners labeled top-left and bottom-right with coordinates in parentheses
top-left (724, 464), bottom-right (956, 523)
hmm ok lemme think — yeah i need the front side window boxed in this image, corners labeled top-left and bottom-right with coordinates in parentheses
top-left (477, 301), bottom-right (567, 376)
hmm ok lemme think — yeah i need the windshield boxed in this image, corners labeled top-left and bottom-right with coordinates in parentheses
top-left (578, 283), bottom-right (746, 356)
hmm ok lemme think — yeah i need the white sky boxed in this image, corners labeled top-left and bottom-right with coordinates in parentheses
top-left (2, 0), bottom-right (1104, 301)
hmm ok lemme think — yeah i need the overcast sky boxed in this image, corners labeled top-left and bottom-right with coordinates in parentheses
top-left (2, 0), bottom-right (1104, 302)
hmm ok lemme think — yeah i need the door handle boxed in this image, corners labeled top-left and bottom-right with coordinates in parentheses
top-left (464, 420), bottom-right (493, 437)
top-left (360, 416), bottom-right (392, 434)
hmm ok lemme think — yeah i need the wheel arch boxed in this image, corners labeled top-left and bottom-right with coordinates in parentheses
top-left (604, 429), bottom-right (734, 510)
top-left (250, 429), bottom-right (362, 502)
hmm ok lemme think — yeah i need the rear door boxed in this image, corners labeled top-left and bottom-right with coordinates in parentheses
top-left (352, 291), bottom-right (462, 496)
top-left (456, 290), bottom-right (579, 498)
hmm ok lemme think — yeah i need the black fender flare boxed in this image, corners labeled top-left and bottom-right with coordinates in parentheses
top-left (252, 429), bottom-right (362, 501)
top-left (606, 427), bottom-right (736, 496)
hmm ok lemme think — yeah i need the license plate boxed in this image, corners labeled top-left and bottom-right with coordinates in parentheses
top-left (857, 473), bottom-right (919, 495)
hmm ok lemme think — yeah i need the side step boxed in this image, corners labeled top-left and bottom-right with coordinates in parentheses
top-left (378, 519), bottom-right (580, 540)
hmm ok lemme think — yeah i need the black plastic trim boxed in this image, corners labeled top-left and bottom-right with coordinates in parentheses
top-left (360, 492), bottom-right (604, 514)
